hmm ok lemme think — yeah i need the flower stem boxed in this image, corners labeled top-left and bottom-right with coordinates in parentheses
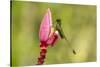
top-left (37, 42), bottom-right (48, 65)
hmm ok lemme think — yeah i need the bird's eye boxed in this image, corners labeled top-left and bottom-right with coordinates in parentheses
top-left (56, 19), bottom-right (61, 26)
top-left (56, 19), bottom-right (61, 22)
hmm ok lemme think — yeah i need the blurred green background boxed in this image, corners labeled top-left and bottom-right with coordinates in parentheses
top-left (11, 1), bottom-right (96, 66)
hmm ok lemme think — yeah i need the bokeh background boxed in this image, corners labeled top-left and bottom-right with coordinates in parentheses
top-left (11, 1), bottom-right (96, 66)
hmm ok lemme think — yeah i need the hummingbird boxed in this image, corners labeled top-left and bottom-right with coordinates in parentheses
top-left (55, 19), bottom-right (76, 55)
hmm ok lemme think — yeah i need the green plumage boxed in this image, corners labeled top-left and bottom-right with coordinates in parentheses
top-left (55, 19), bottom-right (76, 55)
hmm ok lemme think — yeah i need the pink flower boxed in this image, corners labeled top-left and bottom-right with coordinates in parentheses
top-left (39, 8), bottom-right (52, 42)
top-left (37, 8), bottom-right (59, 65)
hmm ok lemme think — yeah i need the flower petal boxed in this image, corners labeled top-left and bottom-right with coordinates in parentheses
top-left (39, 8), bottom-right (52, 42)
top-left (47, 31), bottom-right (59, 46)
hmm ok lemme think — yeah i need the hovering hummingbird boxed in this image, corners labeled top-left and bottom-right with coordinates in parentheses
top-left (37, 8), bottom-right (76, 65)
top-left (55, 19), bottom-right (76, 55)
